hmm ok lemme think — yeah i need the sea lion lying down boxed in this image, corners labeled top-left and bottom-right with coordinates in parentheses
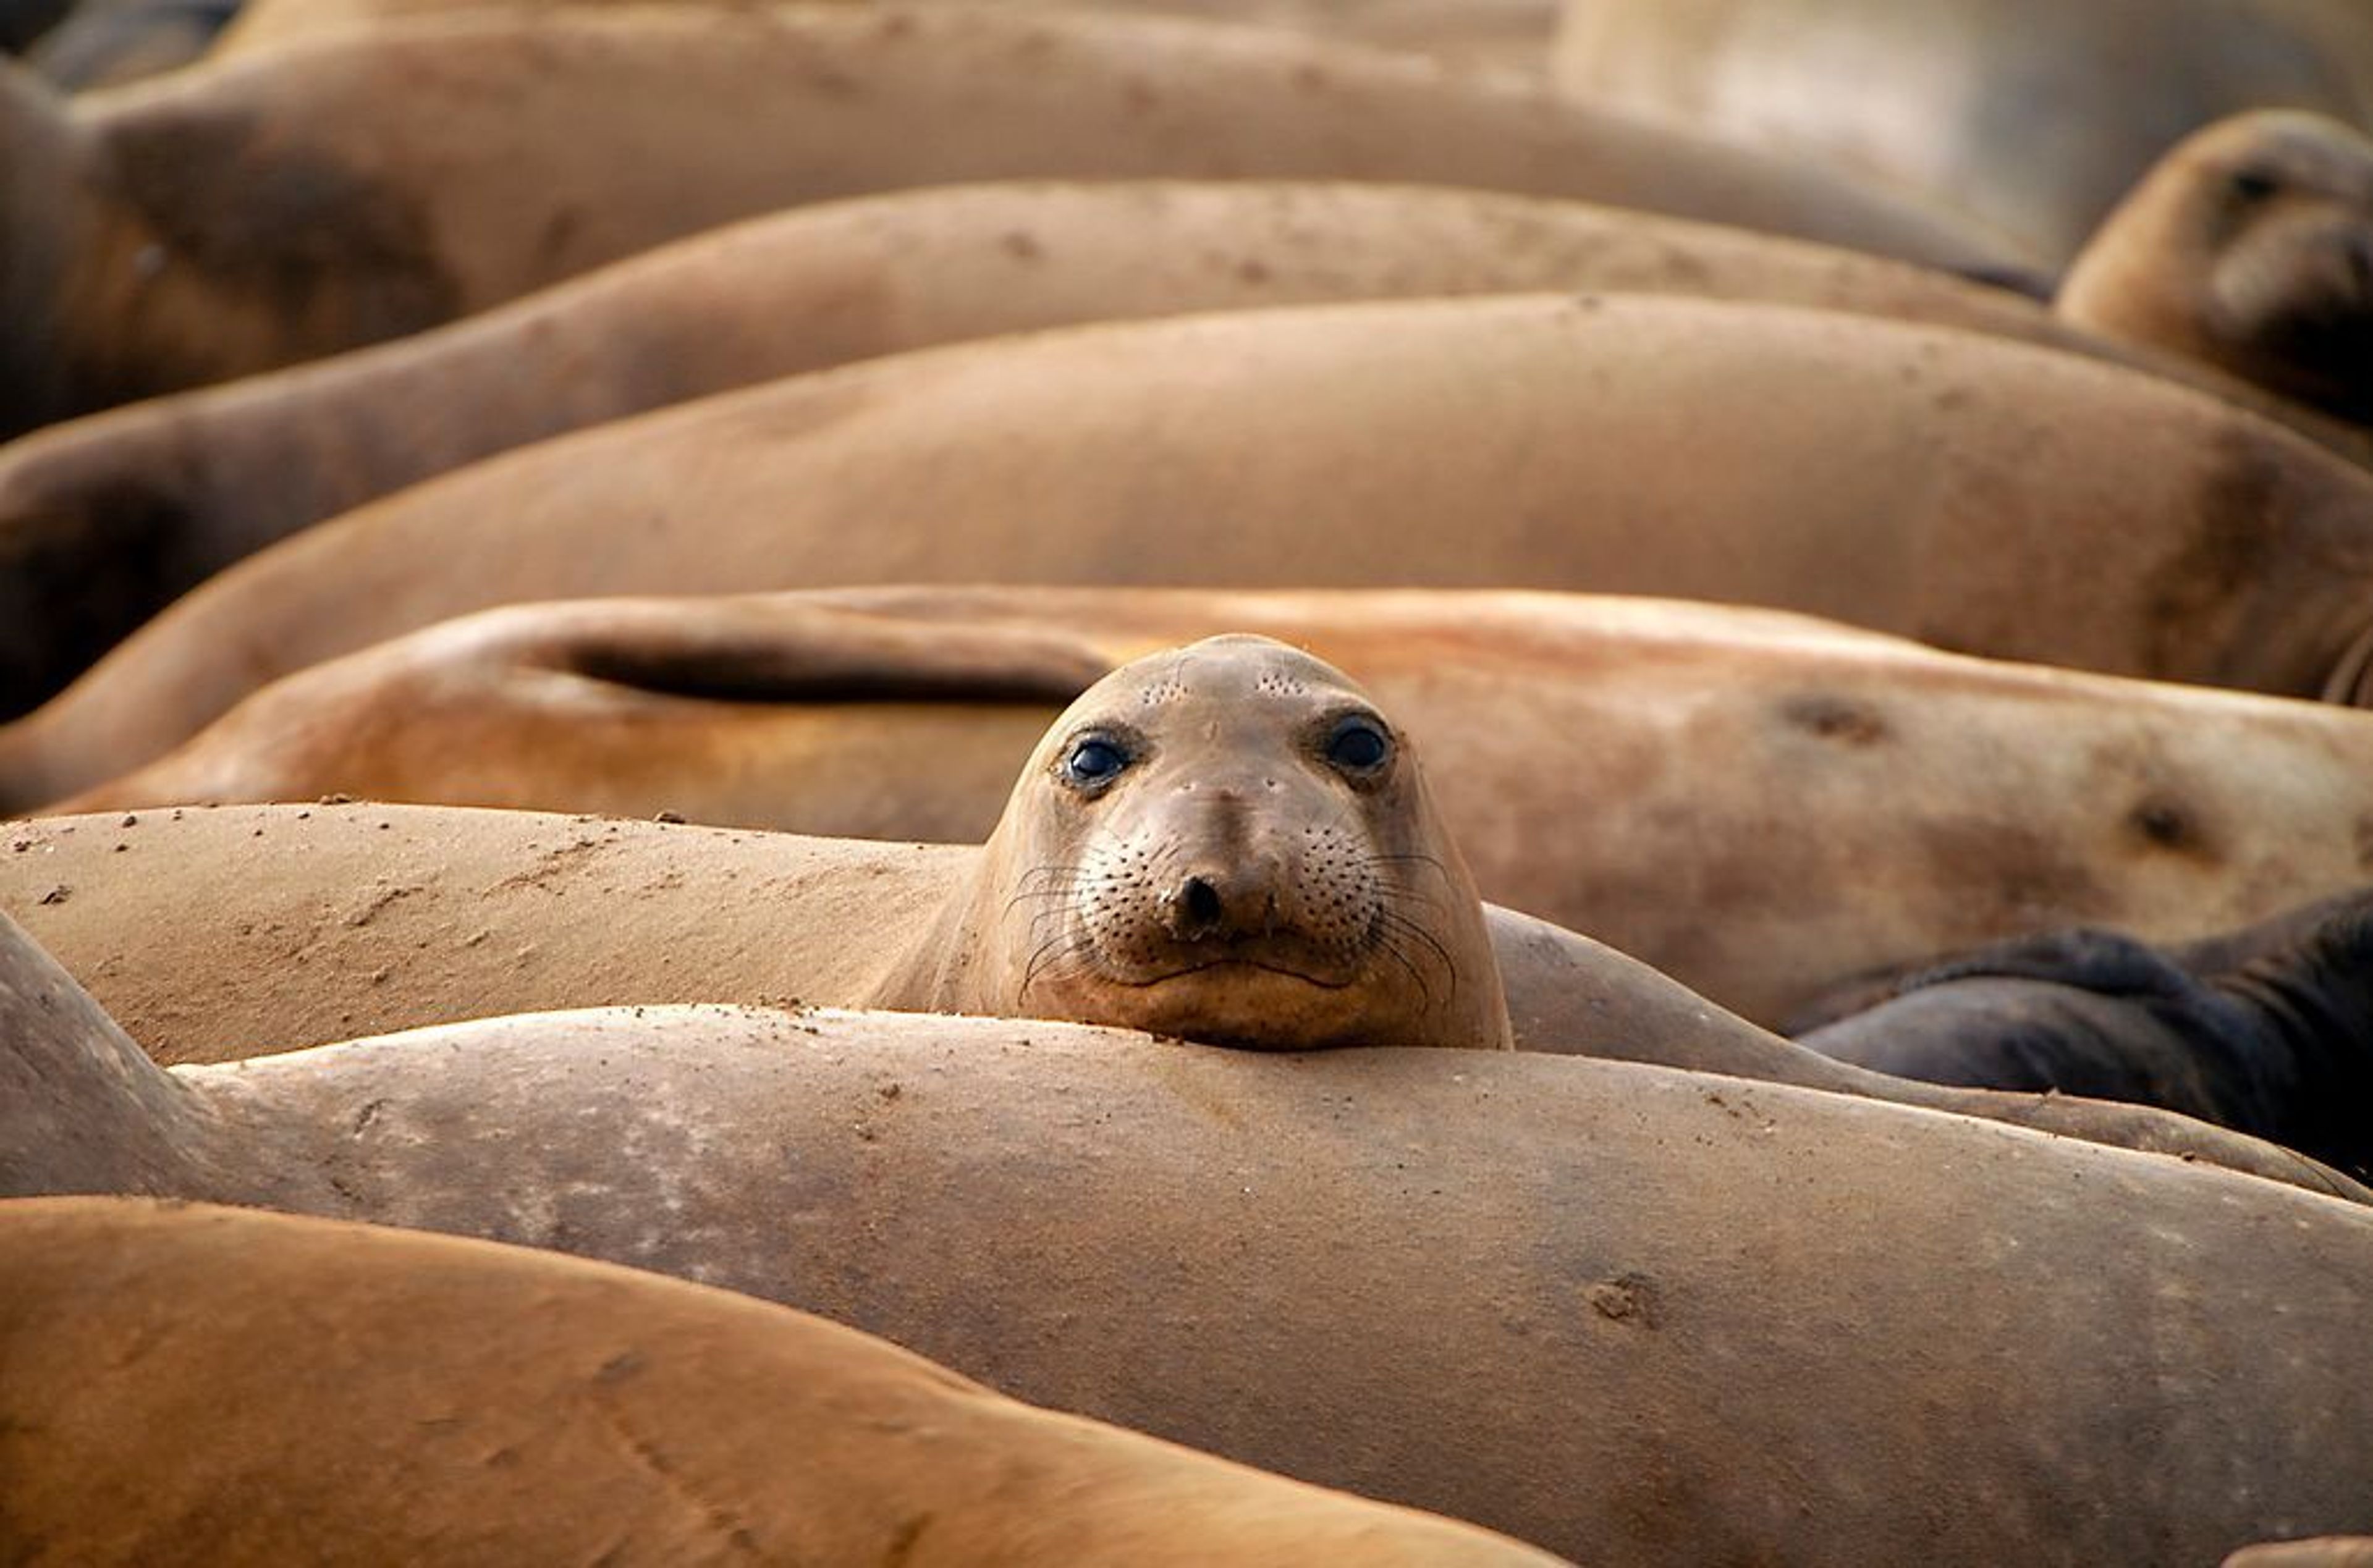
top-left (6, 927), bottom-right (2373, 1562)
top-left (56, 586), bottom-right (2373, 1030)
top-left (0, 1197), bottom-right (1559, 1566)
top-left (1798, 886), bottom-right (2373, 1179)
top-left (7, 112), bottom-right (2363, 716)
top-left (5, 636), bottom-right (2359, 1196)
top-left (11, 290), bottom-right (2371, 813)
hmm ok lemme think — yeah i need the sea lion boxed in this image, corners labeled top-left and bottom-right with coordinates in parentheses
top-left (0, 180), bottom-right (2100, 716)
top-left (0, 1199), bottom-right (1563, 1567)
top-left (2058, 111), bottom-right (2373, 427)
top-left (0, 798), bottom-right (2354, 1195)
top-left (5, 923), bottom-right (2372, 1562)
top-left (9, 291), bottom-right (2369, 809)
top-left (58, 588), bottom-right (2373, 1032)
top-left (0, 4), bottom-right (2006, 439)
top-left (1548, 0), bottom-right (2373, 266)
top-left (868, 635), bottom-right (1513, 1052)
top-left (214, 0), bottom-right (1565, 78)
top-left (1796, 888), bottom-right (2373, 1178)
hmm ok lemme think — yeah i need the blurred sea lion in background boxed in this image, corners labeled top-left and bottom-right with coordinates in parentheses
top-left (0, 179), bottom-right (2095, 715)
top-left (0, 2), bottom-right (2007, 439)
top-left (214, 0), bottom-right (1563, 77)
top-left (8, 292), bottom-right (2369, 810)
top-left (2060, 111), bottom-right (2373, 426)
top-left (14, 153), bottom-right (2372, 720)
top-left (1549, 0), bottom-right (2373, 265)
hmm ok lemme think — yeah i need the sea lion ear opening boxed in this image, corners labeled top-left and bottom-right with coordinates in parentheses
top-left (2319, 619), bottom-right (2373, 708)
top-left (558, 601), bottom-right (1117, 707)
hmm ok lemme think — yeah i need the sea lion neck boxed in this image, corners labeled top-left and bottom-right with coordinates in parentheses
top-left (873, 637), bottom-right (1513, 1051)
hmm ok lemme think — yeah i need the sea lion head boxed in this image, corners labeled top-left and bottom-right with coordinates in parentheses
top-left (2061, 111), bottom-right (2373, 423)
top-left (905, 634), bottom-right (1512, 1052)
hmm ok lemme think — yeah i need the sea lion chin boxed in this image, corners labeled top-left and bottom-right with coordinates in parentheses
top-left (878, 634), bottom-right (1515, 1052)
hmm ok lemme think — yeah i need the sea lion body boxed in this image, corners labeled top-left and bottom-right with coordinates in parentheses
top-left (0, 799), bottom-right (2350, 1193)
top-left (214, 0), bottom-right (1565, 77)
top-left (11, 292), bottom-right (2369, 809)
top-left (0, 179), bottom-right (2099, 714)
top-left (59, 588), bottom-right (2373, 1030)
top-left (0, 1198), bottom-right (1561, 1566)
top-left (1798, 889), bottom-right (2373, 1178)
top-left (1549, 0), bottom-right (2373, 266)
top-left (4, 922), bottom-right (2371, 1563)
top-left (1, 2), bottom-right (2004, 436)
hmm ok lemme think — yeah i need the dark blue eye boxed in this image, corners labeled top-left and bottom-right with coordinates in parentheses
top-left (1326, 716), bottom-right (1391, 773)
top-left (1063, 736), bottom-right (1130, 788)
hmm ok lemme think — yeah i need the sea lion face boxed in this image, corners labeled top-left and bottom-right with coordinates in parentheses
top-left (2068, 111), bottom-right (2373, 422)
top-left (979, 634), bottom-right (1511, 1051)
top-left (2197, 114), bottom-right (2373, 420)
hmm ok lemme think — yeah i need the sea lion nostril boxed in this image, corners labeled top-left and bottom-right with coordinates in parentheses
top-left (1173, 874), bottom-right (1225, 935)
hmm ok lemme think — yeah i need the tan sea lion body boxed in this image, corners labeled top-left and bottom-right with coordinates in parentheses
top-left (0, 180), bottom-right (2094, 715)
top-left (11, 292), bottom-right (2370, 808)
top-left (4, 924), bottom-right (2371, 1562)
top-left (1549, 0), bottom-right (2373, 266)
top-left (0, 3), bottom-right (2006, 438)
top-left (216, 0), bottom-right (1565, 77)
top-left (2058, 111), bottom-right (2373, 426)
top-left (67, 588), bottom-right (2373, 1029)
top-left (0, 1198), bottom-right (1563, 1567)
top-left (0, 799), bottom-right (2348, 1193)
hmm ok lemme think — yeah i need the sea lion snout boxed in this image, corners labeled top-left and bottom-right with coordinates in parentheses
top-left (1067, 791), bottom-right (1379, 993)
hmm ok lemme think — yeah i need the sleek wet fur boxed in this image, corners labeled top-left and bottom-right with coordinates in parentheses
top-left (1801, 888), bottom-right (2373, 1176)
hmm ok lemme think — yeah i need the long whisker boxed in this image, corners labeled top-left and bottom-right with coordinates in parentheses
top-left (1375, 909), bottom-right (1458, 1005)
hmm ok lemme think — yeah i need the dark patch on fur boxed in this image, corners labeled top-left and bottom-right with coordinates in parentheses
top-left (2138, 429), bottom-right (2283, 678)
top-left (1779, 692), bottom-right (1887, 745)
top-left (2128, 798), bottom-right (2214, 858)
top-left (103, 108), bottom-right (463, 369)
top-left (1911, 817), bottom-right (2109, 924)
top-left (0, 472), bottom-right (192, 717)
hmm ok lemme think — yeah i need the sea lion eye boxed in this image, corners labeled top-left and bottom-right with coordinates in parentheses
top-left (2230, 167), bottom-right (2282, 203)
top-left (1325, 715), bottom-right (1392, 774)
top-left (1062, 735), bottom-right (1130, 788)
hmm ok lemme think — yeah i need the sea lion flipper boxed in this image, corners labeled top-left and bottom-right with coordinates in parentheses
top-left (556, 602), bottom-right (1117, 707)
top-left (0, 908), bottom-right (207, 1198)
